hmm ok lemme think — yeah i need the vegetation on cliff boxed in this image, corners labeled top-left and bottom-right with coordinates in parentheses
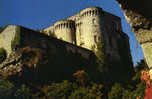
top-left (95, 40), bottom-right (105, 72)
top-left (0, 48), bottom-right (6, 64)
top-left (0, 57), bottom-right (147, 99)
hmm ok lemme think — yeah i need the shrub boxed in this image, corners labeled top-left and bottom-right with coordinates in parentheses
top-left (95, 40), bottom-right (105, 72)
top-left (0, 77), bottom-right (14, 99)
top-left (45, 80), bottom-right (72, 99)
top-left (0, 76), bottom-right (32, 99)
top-left (70, 84), bottom-right (103, 99)
top-left (0, 48), bottom-right (6, 63)
top-left (14, 84), bottom-right (31, 99)
top-left (108, 83), bottom-right (124, 99)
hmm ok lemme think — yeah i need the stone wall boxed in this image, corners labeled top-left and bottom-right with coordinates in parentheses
top-left (0, 25), bottom-right (97, 82)
top-left (43, 7), bottom-right (124, 51)
top-left (42, 7), bottom-right (134, 79)
top-left (0, 25), bottom-right (17, 55)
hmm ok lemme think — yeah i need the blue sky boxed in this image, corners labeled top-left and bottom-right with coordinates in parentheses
top-left (0, 0), bottom-right (144, 66)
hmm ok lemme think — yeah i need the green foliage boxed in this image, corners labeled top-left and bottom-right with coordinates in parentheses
top-left (108, 82), bottom-right (145, 99)
top-left (70, 83), bottom-right (102, 99)
top-left (108, 83), bottom-right (124, 99)
top-left (0, 77), bottom-right (14, 99)
top-left (129, 82), bottom-right (145, 99)
top-left (0, 48), bottom-right (6, 64)
top-left (108, 60), bottom-right (146, 99)
top-left (70, 87), bottom-right (96, 99)
top-left (14, 84), bottom-right (31, 99)
top-left (45, 80), bottom-right (72, 98)
top-left (44, 80), bottom-right (103, 99)
top-left (11, 27), bottom-right (21, 50)
top-left (0, 76), bottom-right (32, 99)
top-left (95, 40), bottom-right (105, 72)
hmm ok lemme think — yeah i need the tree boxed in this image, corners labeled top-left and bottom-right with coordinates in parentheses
top-left (0, 48), bottom-right (6, 64)
top-left (45, 80), bottom-right (72, 99)
top-left (73, 70), bottom-right (88, 86)
top-left (70, 83), bottom-right (103, 99)
top-left (95, 40), bottom-right (105, 72)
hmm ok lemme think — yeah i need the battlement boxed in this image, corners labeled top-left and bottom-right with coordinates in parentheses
top-left (80, 7), bottom-right (103, 17)
top-left (54, 20), bottom-right (75, 30)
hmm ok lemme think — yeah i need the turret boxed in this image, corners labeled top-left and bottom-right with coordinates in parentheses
top-left (54, 20), bottom-right (76, 44)
top-left (77, 7), bottom-right (103, 50)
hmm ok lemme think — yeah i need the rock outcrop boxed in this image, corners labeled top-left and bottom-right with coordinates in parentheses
top-left (116, 0), bottom-right (152, 78)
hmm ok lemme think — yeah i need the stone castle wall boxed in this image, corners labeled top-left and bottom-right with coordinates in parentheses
top-left (0, 25), bottom-right (94, 61)
top-left (43, 7), bottom-right (123, 51)
top-left (42, 7), bottom-right (134, 73)
top-left (54, 20), bottom-right (76, 44)
top-left (0, 25), bottom-right (17, 55)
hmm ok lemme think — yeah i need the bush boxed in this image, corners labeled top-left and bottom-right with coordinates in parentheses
top-left (0, 77), bottom-right (14, 99)
top-left (45, 80), bottom-right (72, 99)
top-left (70, 83), bottom-right (103, 99)
top-left (14, 84), bottom-right (31, 99)
top-left (108, 83), bottom-right (124, 99)
top-left (0, 48), bottom-right (6, 63)
top-left (0, 77), bottom-right (32, 99)
top-left (95, 40), bottom-right (105, 72)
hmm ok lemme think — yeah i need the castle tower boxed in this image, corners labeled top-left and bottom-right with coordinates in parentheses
top-left (54, 20), bottom-right (76, 44)
top-left (77, 7), bottom-right (103, 50)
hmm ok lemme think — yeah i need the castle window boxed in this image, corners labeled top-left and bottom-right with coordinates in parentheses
top-left (92, 18), bottom-right (96, 24)
top-left (89, 10), bottom-right (91, 16)
top-left (87, 11), bottom-right (89, 16)
top-left (58, 24), bottom-right (60, 29)
top-left (92, 10), bottom-right (95, 15)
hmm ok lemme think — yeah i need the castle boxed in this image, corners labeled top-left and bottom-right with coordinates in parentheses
top-left (43, 7), bottom-right (122, 50)
top-left (0, 7), bottom-right (134, 82)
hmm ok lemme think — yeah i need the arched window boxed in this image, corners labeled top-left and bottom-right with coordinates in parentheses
top-left (92, 18), bottom-right (96, 24)
top-left (89, 10), bottom-right (91, 16)
top-left (92, 10), bottom-right (95, 15)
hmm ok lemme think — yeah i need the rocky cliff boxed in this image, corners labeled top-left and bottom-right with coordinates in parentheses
top-left (116, 0), bottom-right (152, 78)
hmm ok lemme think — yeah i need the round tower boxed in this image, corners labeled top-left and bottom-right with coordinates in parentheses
top-left (78, 7), bottom-right (103, 50)
top-left (54, 20), bottom-right (76, 44)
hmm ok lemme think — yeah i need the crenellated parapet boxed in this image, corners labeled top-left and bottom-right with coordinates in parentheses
top-left (53, 20), bottom-right (76, 44)
top-left (54, 20), bottom-right (75, 30)
top-left (80, 7), bottom-right (103, 17)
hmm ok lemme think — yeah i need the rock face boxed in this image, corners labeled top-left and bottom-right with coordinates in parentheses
top-left (116, 0), bottom-right (152, 77)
